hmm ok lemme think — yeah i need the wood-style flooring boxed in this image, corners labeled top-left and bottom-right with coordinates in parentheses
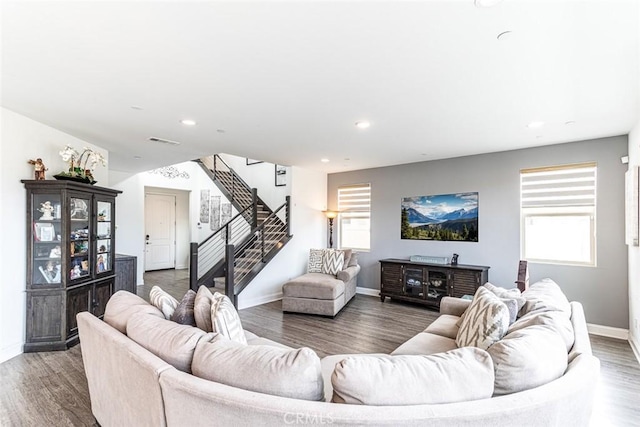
top-left (1, 269), bottom-right (639, 426)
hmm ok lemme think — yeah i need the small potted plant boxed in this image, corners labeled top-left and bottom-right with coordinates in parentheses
top-left (54, 145), bottom-right (106, 184)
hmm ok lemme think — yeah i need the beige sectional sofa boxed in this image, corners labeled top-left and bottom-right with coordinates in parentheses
top-left (78, 279), bottom-right (600, 427)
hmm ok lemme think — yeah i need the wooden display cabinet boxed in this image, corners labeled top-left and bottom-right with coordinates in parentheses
top-left (23, 180), bottom-right (121, 352)
top-left (379, 258), bottom-right (490, 309)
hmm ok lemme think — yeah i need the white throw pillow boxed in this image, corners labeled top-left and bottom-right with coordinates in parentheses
top-left (330, 348), bottom-right (495, 405)
top-left (210, 292), bottom-right (247, 345)
top-left (321, 249), bottom-right (344, 276)
top-left (307, 248), bottom-right (324, 273)
top-left (149, 286), bottom-right (179, 319)
top-left (192, 334), bottom-right (324, 401)
top-left (456, 287), bottom-right (510, 350)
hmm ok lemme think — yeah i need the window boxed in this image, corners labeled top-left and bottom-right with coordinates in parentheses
top-left (520, 162), bottom-right (596, 266)
top-left (338, 183), bottom-right (371, 251)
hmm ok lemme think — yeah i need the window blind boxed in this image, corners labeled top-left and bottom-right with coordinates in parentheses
top-left (520, 162), bottom-right (597, 208)
top-left (338, 184), bottom-right (371, 216)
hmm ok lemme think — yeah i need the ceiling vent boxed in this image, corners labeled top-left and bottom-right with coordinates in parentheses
top-left (148, 137), bottom-right (181, 146)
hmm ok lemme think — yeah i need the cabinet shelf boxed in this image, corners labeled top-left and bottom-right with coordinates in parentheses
top-left (379, 259), bottom-right (489, 309)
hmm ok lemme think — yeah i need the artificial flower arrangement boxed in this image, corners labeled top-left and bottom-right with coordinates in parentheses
top-left (54, 145), bottom-right (106, 184)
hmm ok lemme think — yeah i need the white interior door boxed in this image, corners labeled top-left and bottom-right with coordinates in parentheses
top-left (145, 193), bottom-right (176, 271)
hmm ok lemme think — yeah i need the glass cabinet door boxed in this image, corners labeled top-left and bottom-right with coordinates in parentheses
top-left (69, 196), bottom-right (91, 281)
top-left (96, 200), bottom-right (113, 274)
top-left (31, 193), bottom-right (63, 286)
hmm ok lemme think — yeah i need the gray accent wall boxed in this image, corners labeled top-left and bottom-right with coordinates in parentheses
top-left (328, 136), bottom-right (629, 329)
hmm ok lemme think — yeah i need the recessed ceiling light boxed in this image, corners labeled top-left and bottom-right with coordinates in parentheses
top-left (355, 121), bottom-right (370, 129)
top-left (527, 121), bottom-right (545, 129)
top-left (565, 121), bottom-right (576, 126)
top-left (474, 0), bottom-right (504, 7)
top-left (321, 158), bottom-right (330, 163)
top-left (180, 119), bottom-right (197, 126)
top-left (497, 31), bottom-right (513, 40)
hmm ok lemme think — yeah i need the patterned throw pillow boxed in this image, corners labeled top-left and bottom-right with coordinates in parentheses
top-left (171, 289), bottom-right (197, 326)
top-left (456, 287), bottom-right (510, 350)
top-left (210, 292), bottom-right (247, 345)
top-left (321, 249), bottom-right (345, 276)
top-left (307, 249), bottom-right (324, 273)
top-left (149, 286), bottom-right (179, 319)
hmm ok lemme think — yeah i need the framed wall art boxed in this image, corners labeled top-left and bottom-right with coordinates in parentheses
top-left (275, 165), bottom-right (287, 187)
top-left (401, 192), bottom-right (478, 242)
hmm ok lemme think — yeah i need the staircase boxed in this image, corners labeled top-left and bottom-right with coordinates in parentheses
top-left (190, 155), bottom-right (292, 307)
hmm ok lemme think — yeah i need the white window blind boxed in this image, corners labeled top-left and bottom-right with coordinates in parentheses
top-left (520, 162), bottom-right (597, 266)
top-left (338, 183), bottom-right (371, 250)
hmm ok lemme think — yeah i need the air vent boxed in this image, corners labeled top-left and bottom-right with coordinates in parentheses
top-left (148, 137), bottom-right (181, 146)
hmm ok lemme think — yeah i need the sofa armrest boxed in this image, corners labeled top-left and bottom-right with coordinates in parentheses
top-left (337, 265), bottom-right (360, 283)
top-left (440, 297), bottom-right (471, 317)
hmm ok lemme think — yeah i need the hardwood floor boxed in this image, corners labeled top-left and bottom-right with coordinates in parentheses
top-left (1, 269), bottom-right (639, 426)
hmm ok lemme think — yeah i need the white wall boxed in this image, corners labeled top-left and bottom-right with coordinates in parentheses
top-left (110, 161), bottom-right (227, 285)
top-left (238, 166), bottom-right (327, 309)
top-left (0, 108), bottom-right (108, 363)
top-left (629, 121), bottom-right (640, 360)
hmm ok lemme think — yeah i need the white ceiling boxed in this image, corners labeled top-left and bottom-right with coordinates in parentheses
top-left (2, 0), bottom-right (639, 174)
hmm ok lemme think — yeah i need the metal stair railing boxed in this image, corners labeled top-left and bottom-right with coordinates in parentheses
top-left (224, 196), bottom-right (291, 307)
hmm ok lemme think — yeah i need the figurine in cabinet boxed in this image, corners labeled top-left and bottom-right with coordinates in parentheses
top-left (38, 201), bottom-right (55, 220)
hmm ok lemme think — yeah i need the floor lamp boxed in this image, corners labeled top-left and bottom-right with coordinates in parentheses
top-left (324, 210), bottom-right (338, 248)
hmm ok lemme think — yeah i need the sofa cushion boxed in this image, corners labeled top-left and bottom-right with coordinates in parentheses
top-left (341, 249), bottom-right (353, 269)
top-left (391, 332), bottom-right (457, 355)
top-left (194, 285), bottom-right (215, 332)
top-left (456, 287), bottom-right (510, 350)
top-left (508, 310), bottom-right (575, 351)
top-left (103, 290), bottom-right (164, 334)
top-left (321, 249), bottom-right (345, 276)
top-left (170, 289), bottom-right (197, 326)
top-left (330, 348), bottom-right (494, 405)
top-left (210, 292), bottom-right (247, 345)
top-left (307, 248), bottom-right (324, 273)
top-left (283, 273), bottom-right (346, 300)
top-left (520, 278), bottom-right (571, 317)
top-left (336, 265), bottom-right (360, 284)
top-left (425, 314), bottom-right (460, 340)
top-left (347, 252), bottom-right (359, 267)
top-left (149, 286), bottom-right (179, 319)
top-left (126, 312), bottom-right (213, 373)
top-left (192, 334), bottom-right (324, 401)
top-left (487, 325), bottom-right (568, 396)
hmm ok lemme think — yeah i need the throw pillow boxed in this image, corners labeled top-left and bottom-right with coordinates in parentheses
top-left (348, 251), bottom-right (359, 267)
top-left (508, 310), bottom-right (575, 351)
top-left (210, 292), bottom-right (247, 345)
top-left (330, 348), bottom-right (494, 405)
top-left (456, 287), bottom-right (510, 350)
top-left (192, 334), bottom-right (324, 401)
top-left (487, 325), bottom-right (568, 396)
top-left (126, 312), bottom-right (214, 373)
top-left (307, 249), bottom-right (324, 273)
top-left (321, 249), bottom-right (344, 276)
top-left (170, 289), bottom-right (197, 326)
top-left (149, 286), bottom-right (179, 319)
top-left (483, 282), bottom-right (526, 311)
top-left (341, 249), bottom-right (353, 269)
top-left (103, 290), bottom-right (164, 334)
top-left (194, 285), bottom-right (215, 332)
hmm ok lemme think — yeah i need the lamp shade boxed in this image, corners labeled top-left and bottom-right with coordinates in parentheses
top-left (323, 210), bottom-right (338, 219)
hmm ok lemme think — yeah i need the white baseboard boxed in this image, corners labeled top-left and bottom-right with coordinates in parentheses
top-left (629, 335), bottom-right (640, 365)
top-left (587, 323), bottom-right (629, 340)
top-left (356, 287), bottom-right (380, 297)
top-left (0, 343), bottom-right (23, 365)
top-left (238, 291), bottom-right (283, 310)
